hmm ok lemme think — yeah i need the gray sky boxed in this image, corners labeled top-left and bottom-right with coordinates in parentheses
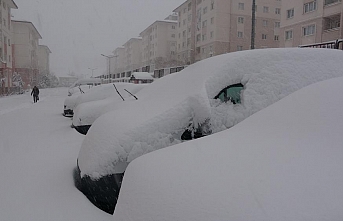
top-left (12, 0), bottom-right (185, 77)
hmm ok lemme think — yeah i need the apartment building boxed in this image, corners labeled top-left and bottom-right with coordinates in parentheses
top-left (122, 37), bottom-right (142, 78)
top-left (37, 45), bottom-right (51, 75)
top-left (110, 46), bottom-right (125, 78)
top-left (280, 0), bottom-right (343, 47)
top-left (174, 0), bottom-right (281, 64)
top-left (0, 0), bottom-right (17, 95)
top-left (12, 20), bottom-right (42, 89)
top-left (140, 19), bottom-right (178, 71)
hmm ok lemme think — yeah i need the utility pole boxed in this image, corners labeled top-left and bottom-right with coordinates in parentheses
top-left (251, 0), bottom-right (256, 49)
top-left (101, 54), bottom-right (117, 78)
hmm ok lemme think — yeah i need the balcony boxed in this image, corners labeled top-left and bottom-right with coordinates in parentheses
top-left (324, 0), bottom-right (341, 6)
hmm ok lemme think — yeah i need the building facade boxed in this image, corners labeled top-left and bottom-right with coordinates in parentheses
top-left (122, 37), bottom-right (142, 77)
top-left (140, 19), bottom-right (178, 72)
top-left (12, 20), bottom-right (42, 89)
top-left (280, 0), bottom-right (343, 47)
top-left (37, 45), bottom-right (51, 75)
top-left (0, 0), bottom-right (17, 95)
top-left (174, 0), bottom-right (281, 64)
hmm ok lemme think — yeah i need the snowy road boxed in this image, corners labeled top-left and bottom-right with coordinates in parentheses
top-left (0, 88), bottom-right (112, 220)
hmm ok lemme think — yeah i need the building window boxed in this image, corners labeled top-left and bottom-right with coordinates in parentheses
top-left (211, 17), bottom-right (214, 24)
top-left (275, 8), bottom-right (281, 14)
top-left (275, 21), bottom-right (280, 28)
top-left (238, 17), bottom-right (244, 24)
top-left (211, 0), bottom-right (214, 10)
top-left (202, 34), bottom-right (207, 41)
top-left (183, 30), bottom-right (186, 37)
top-left (238, 3), bottom-right (244, 10)
top-left (262, 34), bottom-right (267, 39)
top-left (263, 6), bottom-right (269, 13)
top-left (172, 25), bottom-right (175, 29)
top-left (188, 2), bottom-right (192, 11)
top-left (285, 30), bottom-right (293, 40)
top-left (303, 24), bottom-right (315, 36)
top-left (287, 8), bottom-right (294, 18)
top-left (238, 31), bottom-right (243, 38)
top-left (172, 34), bottom-right (175, 38)
top-left (203, 7), bottom-right (207, 14)
top-left (202, 20), bottom-right (207, 28)
top-left (304, 1), bottom-right (317, 13)
top-left (196, 34), bottom-right (201, 42)
top-left (274, 35), bottom-right (279, 41)
top-left (237, 45), bottom-right (243, 51)
top-left (263, 20), bottom-right (268, 27)
top-left (210, 31), bottom-right (214, 38)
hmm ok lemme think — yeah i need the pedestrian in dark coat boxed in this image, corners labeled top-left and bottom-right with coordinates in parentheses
top-left (31, 86), bottom-right (40, 103)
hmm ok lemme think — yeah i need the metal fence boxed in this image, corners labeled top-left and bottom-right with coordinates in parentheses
top-left (299, 39), bottom-right (343, 50)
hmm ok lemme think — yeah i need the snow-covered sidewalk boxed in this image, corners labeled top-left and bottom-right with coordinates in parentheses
top-left (0, 88), bottom-right (112, 220)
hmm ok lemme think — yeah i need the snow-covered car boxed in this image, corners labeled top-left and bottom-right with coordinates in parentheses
top-left (63, 78), bottom-right (102, 117)
top-left (113, 76), bottom-right (343, 221)
top-left (72, 83), bottom-right (146, 135)
top-left (67, 78), bottom-right (102, 96)
top-left (63, 82), bottom-right (136, 118)
top-left (74, 48), bottom-right (343, 214)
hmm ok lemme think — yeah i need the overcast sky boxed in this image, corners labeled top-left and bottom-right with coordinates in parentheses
top-left (12, 0), bottom-right (185, 77)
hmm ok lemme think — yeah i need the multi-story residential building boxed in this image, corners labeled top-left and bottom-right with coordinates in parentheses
top-left (111, 46), bottom-right (125, 78)
top-left (280, 0), bottom-right (343, 47)
top-left (140, 19), bottom-right (178, 72)
top-left (37, 45), bottom-right (51, 75)
top-left (12, 20), bottom-right (42, 89)
top-left (122, 37), bottom-right (142, 77)
top-left (174, 0), bottom-right (281, 64)
top-left (0, 0), bottom-right (17, 95)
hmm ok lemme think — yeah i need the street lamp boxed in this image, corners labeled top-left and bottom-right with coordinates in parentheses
top-left (88, 67), bottom-right (97, 78)
top-left (101, 54), bottom-right (118, 78)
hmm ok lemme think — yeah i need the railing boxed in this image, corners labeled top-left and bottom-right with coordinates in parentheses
top-left (299, 39), bottom-right (343, 50)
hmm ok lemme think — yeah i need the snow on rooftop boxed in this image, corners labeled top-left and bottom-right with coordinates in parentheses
top-left (132, 72), bottom-right (154, 80)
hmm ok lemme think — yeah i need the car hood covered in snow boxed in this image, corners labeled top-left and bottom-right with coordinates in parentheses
top-left (72, 83), bottom-right (146, 127)
top-left (78, 48), bottom-right (343, 179)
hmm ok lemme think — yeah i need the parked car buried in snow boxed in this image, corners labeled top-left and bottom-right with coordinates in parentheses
top-left (63, 78), bottom-right (102, 117)
top-left (113, 76), bottom-right (343, 221)
top-left (74, 48), bottom-right (343, 214)
top-left (72, 83), bottom-right (146, 135)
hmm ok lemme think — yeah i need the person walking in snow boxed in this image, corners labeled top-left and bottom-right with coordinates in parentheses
top-left (31, 86), bottom-right (40, 103)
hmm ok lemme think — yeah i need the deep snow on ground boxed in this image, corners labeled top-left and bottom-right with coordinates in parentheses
top-left (0, 88), bottom-right (112, 220)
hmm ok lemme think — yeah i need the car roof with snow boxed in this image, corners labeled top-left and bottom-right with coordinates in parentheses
top-left (78, 48), bottom-right (343, 179)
